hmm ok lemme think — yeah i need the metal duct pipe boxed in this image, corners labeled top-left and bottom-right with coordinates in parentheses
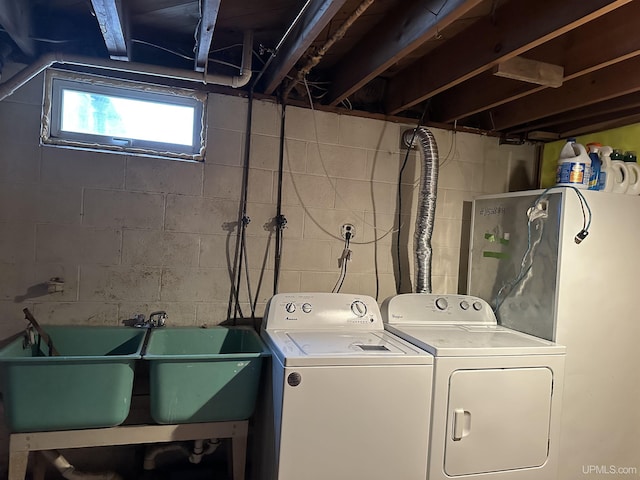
top-left (411, 127), bottom-right (439, 293)
top-left (0, 30), bottom-right (254, 102)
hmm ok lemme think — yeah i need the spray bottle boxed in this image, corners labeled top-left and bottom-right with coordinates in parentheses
top-left (586, 142), bottom-right (602, 190)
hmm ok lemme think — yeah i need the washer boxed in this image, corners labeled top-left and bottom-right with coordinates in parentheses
top-left (261, 292), bottom-right (433, 480)
top-left (382, 293), bottom-right (565, 480)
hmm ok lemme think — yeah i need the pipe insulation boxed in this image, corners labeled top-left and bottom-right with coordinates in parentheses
top-left (412, 127), bottom-right (439, 294)
top-left (0, 30), bottom-right (254, 102)
top-left (41, 450), bottom-right (123, 480)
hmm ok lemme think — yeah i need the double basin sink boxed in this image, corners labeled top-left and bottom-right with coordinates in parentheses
top-left (0, 326), bottom-right (269, 432)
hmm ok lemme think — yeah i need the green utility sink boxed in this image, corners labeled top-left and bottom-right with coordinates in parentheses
top-left (0, 326), bottom-right (146, 432)
top-left (143, 327), bottom-right (269, 424)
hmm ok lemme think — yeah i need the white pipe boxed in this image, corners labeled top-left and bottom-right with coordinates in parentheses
top-left (41, 450), bottom-right (123, 480)
top-left (143, 443), bottom-right (190, 471)
top-left (189, 438), bottom-right (220, 464)
top-left (189, 439), bottom-right (205, 464)
top-left (0, 30), bottom-right (254, 102)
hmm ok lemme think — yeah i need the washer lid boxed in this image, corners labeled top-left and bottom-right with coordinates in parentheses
top-left (263, 330), bottom-right (432, 366)
top-left (385, 324), bottom-right (565, 357)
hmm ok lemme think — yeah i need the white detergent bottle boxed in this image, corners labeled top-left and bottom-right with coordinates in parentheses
top-left (556, 139), bottom-right (591, 189)
top-left (611, 160), bottom-right (630, 194)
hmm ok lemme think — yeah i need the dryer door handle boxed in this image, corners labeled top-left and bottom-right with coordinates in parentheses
top-left (452, 408), bottom-right (471, 441)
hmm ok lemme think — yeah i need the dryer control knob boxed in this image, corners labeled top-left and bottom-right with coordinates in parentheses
top-left (302, 303), bottom-right (312, 313)
top-left (472, 301), bottom-right (483, 311)
top-left (351, 300), bottom-right (368, 317)
top-left (460, 300), bottom-right (470, 310)
top-left (435, 297), bottom-right (449, 311)
top-left (285, 302), bottom-right (296, 314)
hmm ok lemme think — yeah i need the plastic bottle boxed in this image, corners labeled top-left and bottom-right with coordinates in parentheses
top-left (588, 144), bottom-right (607, 190)
top-left (610, 149), bottom-right (624, 161)
top-left (598, 146), bottom-right (613, 192)
top-left (623, 151), bottom-right (637, 163)
top-left (556, 138), bottom-right (591, 189)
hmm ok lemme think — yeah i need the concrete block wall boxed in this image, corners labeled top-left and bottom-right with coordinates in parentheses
top-left (0, 67), bottom-right (537, 475)
top-left (0, 71), bottom-right (537, 341)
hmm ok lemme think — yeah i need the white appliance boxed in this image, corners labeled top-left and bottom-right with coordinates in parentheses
top-left (468, 189), bottom-right (640, 478)
top-left (382, 293), bottom-right (565, 480)
top-left (261, 292), bottom-right (433, 480)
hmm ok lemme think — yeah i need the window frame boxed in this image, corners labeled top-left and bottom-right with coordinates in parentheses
top-left (42, 69), bottom-right (207, 161)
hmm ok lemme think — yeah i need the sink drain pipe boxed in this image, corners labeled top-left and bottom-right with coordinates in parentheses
top-left (143, 439), bottom-right (221, 470)
top-left (41, 450), bottom-right (123, 480)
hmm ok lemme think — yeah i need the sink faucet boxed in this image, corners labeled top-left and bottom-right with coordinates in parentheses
top-left (130, 311), bottom-right (167, 328)
top-left (148, 311), bottom-right (167, 327)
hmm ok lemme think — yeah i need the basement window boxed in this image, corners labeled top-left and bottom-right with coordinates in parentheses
top-left (42, 70), bottom-right (207, 161)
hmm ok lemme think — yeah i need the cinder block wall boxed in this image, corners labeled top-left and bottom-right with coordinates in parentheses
top-left (0, 68), bottom-right (536, 473)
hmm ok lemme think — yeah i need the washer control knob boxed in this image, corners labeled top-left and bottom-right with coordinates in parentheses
top-left (302, 303), bottom-right (312, 313)
top-left (285, 302), bottom-right (296, 314)
top-left (435, 297), bottom-right (449, 311)
top-left (351, 300), bottom-right (368, 317)
top-left (473, 301), bottom-right (483, 311)
top-left (460, 300), bottom-right (470, 310)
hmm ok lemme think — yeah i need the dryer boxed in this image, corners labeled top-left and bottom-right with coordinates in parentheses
top-left (382, 293), bottom-right (565, 480)
top-left (261, 292), bottom-right (433, 480)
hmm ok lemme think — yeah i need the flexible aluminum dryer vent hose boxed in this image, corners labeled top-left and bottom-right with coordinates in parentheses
top-left (412, 127), bottom-right (439, 294)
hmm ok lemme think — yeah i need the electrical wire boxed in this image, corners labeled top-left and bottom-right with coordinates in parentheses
top-left (131, 38), bottom-right (266, 70)
top-left (492, 186), bottom-right (592, 313)
top-left (299, 76), bottom-right (398, 244)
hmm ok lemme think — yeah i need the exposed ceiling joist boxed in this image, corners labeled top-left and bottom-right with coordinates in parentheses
top-left (0, 0), bottom-right (34, 57)
top-left (327, 0), bottom-right (483, 107)
top-left (384, 0), bottom-right (633, 115)
top-left (194, 0), bottom-right (221, 72)
top-left (561, 112), bottom-right (640, 138)
top-left (435, 0), bottom-right (640, 123)
top-left (511, 91), bottom-right (640, 134)
top-left (490, 55), bottom-right (640, 131)
top-left (90, 0), bottom-right (129, 61)
top-left (555, 107), bottom-right (640, 137)
top-left (261, 0), bottom-right (348, 95)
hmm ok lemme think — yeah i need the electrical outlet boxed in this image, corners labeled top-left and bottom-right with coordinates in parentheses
top-left (341, 224), bottom-right (355, 240)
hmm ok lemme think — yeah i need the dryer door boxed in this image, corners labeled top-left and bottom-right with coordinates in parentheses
top-left (444, 367), bottom-right (553, 476)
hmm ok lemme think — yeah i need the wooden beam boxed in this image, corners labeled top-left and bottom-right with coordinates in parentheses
top-left (509, 91), bottom-right (640, 134)
top-left (326, 0), bottom-right (483, 106)
top-left (0, 0), bottom-right (35, 56)
top-left (90, 0), bottom-right (129, 61)
top-left (490, 55), bottom-right (640, 131)
top-left (261, 0), bottom-right (348, 95)
top-left (551, 107), bottom-right (640, 136)
top-left (385, 0), bottom-right (632, 115)
top-left (493, 56), bottom-right (563, 87)
top-left (194, 0), bottom-right (221, 72)
top-left (435, 0), bottom-right (640, 123)
top-left (560, 112), bottom-right (640, 138)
